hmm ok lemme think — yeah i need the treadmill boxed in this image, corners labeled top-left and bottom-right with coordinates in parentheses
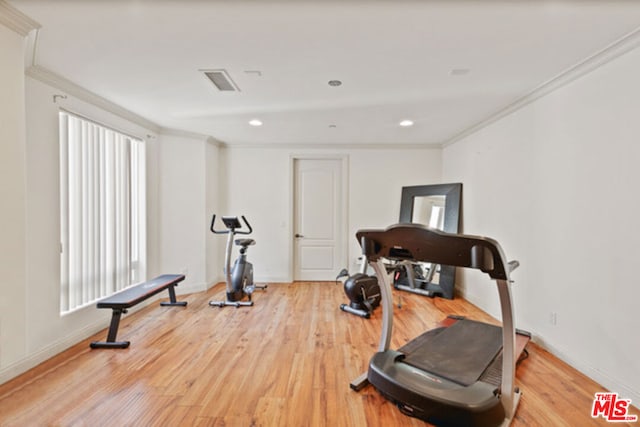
top-left (350, 223), bottom-right (531, 426)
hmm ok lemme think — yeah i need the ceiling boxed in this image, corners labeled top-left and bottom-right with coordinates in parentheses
top-left (9, 0), bottom-right (640, 147)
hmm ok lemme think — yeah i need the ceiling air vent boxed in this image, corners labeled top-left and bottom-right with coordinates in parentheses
top-left (202, 69), bottom-right (240, 91)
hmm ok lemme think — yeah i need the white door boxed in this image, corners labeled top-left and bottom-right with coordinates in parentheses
top-left (294, 158), bottom-right (345, 281)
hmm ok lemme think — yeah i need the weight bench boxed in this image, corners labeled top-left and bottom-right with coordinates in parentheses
top-left (90, 274), bottom-right (188, 349)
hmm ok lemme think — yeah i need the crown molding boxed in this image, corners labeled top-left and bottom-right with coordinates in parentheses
top-left (442, 25), bottom-right (640, 148)
top-left (206, 136), bottom-right (225, 147)
top-left (26, 64), bottom-right (161, 133)
top-left (0, 0), bottom-right (40, 36)
top-left (222, 142), bottom-right (440, 150)
top-left (158, 127), bottom-right (224, 147)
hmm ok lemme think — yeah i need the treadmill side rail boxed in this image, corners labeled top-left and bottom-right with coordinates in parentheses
top-left (350, 372), bottom-right (369, 391)
top-left (372, 260), bottom-right (394, 353)
top-left (350, 259), bottom-right (394, 391)
top-left (496, 278), bottom-right (518, 420)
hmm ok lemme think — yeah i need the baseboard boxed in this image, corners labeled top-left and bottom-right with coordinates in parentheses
top-left (256, 276), bottom-right (291, 283)
top-left (0, 318), bottom-right (105, 385)
top-left (532, 336), bottom-right (639, 406)
top-left (175, 281), bottom-right (207, 295)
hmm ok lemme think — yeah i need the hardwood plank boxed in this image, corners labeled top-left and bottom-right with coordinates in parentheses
top-left (0, 282), bottom-right (637, 426)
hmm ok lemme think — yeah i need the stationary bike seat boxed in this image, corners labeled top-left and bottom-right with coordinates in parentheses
top-left (235, 239), bottom-right (255, 247)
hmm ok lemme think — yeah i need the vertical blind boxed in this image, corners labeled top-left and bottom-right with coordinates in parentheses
top-left (59, 111), bottom-right (145, 314)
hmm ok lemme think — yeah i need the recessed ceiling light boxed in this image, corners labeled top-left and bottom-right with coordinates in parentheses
top-left (249, 119), bottom-right (263, 126)
top-left (328, 80), bottom-right (342, 87)
top-left (399, 120), bottom-right (414, 127)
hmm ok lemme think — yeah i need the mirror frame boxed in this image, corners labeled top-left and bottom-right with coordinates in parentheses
top-left (398, 183), bottom-right (462, 299)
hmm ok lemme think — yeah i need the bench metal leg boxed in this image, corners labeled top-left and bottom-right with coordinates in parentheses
top-left (90, 309), bottom-right (130, 349)
top-left (160, 284), bottom-right (188, 307)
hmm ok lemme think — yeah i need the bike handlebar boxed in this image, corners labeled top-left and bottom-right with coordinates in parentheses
top-left (210, 214), bottom-right (253, 235)
top-left (236, 216), bottom-right (252, 235)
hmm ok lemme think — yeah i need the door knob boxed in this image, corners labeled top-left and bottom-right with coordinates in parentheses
top-left (295, 233), bottom-right (304, 238)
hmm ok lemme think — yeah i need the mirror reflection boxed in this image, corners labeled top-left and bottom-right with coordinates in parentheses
top-left (411, 195), bottom-right (446, 229)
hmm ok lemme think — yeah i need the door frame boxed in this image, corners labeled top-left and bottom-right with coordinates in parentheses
top-left (289, 154), bottom-right (349, 281)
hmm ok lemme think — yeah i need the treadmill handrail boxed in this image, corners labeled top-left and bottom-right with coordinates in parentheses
top-left (356, 223), bottom-right (511, 280)
top-left (351, 224), bottom-right (522, 423)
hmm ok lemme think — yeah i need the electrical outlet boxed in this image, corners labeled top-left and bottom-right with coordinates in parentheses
top-left (550, 312), bottom-right (557, 325)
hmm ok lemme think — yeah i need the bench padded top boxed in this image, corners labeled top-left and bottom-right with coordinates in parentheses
top-left (96, 274), bottom-right (185, 309)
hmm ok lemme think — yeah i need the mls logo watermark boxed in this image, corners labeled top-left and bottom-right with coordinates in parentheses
top-left (591, 392), bottom-right (638, 422)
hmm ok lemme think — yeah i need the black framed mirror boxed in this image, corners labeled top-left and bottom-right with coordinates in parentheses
top-left (397, 183), bottom-right (462, 299)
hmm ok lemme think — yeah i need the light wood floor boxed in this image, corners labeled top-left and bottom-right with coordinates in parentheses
top-left (0, 282), bottom-right (637, 426)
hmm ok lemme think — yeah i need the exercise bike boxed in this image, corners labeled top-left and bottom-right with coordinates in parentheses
top-left (337, 237), bottom-right (382, 318)
top-left (338, 267), bottom-right (381, 319)
top-left (209, 215), bottom-right (266, 308)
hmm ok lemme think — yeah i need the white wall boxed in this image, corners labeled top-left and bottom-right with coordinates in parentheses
top-left (0, 22), bottom-right (28, 371)
top-left (221, 146), bottom-right (442, 282)
top-left (443, 45), bottom-right (640, 402)
top-left (158, 134), bottom-right (207, 293)
top-left (150, 133), bottom-right (224, 291)
top-left (346, 148), bottom-right (442, 271)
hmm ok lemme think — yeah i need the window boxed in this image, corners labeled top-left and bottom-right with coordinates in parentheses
top-left (59, 111), bottom-right (146, 314)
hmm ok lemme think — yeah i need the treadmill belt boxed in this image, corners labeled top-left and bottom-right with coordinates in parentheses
top-left (400, 319), bottom-right (503, 386)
